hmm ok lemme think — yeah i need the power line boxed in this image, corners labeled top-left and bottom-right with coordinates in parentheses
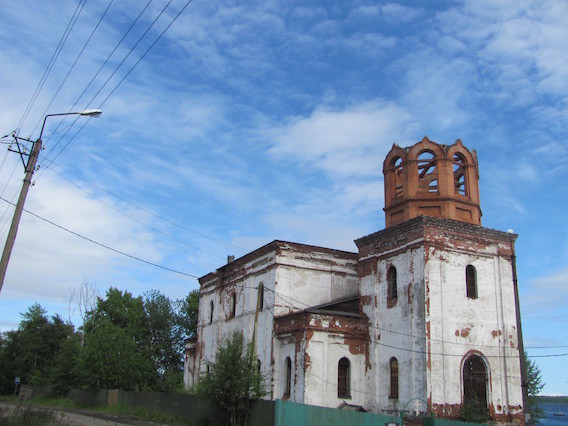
top-left (40, 0), bottom-right (194, 175)
top-left (17, 0), bottom-right (88, 132)
top-left (30, 0), bottom-right (116, 138)
top-left (0, 195), bottom-right (198, 280)
top-left (45, 166), bottom-right (225, 259)
top-left (45, 162), bottom-right (248, 252)
top-left (39, 0), bottom-right (155, 157)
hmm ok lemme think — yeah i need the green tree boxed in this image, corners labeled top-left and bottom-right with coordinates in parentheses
top-left (79, 321), bottom-right (153, 390)
top-left (144, 289), bottom-right (184, 391)
top-left (175, 289), bottom-right (200, 340)
top-left (196, 333), bottom-right (265, 426)
top-left (525, 350), bottom-right (545, 423)
top-left (0, 303), bottom-right (76, 393)
top-left (79, 288), bottom-right (154, 390)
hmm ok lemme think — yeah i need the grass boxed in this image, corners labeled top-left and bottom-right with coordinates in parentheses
top-left (0, 395), bottom-right (195, 425)
top-left (0, 404), bottom-right (70, 425)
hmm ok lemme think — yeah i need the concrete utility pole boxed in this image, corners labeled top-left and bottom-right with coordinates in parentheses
top-left (0, 110), bottom-right (102, 294)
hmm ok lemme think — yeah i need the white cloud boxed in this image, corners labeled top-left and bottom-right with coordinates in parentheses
top-left (522, 268), bottom-right (568, 318)
top-left (267, 101), bottom-right (416, 179)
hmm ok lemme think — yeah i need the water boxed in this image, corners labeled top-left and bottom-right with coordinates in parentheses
top-left (539, 401), bottom-right (568, 426)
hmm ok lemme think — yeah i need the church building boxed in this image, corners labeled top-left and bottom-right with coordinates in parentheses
top-left (184, 137), bottom-right (525, 424)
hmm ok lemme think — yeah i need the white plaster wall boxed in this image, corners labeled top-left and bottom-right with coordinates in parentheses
top-left (360, 246), bottom-right (427, 414)
top-left (303, 327), bottom-right (367, 409)
top-left (185, 250), bottom-right (277, 392)
top-left (273, 245), bottom-right (358, 317)
top-left (425, 245), bottom-right (523, 416)
top-left (274, 336), bottom-right (303, 402)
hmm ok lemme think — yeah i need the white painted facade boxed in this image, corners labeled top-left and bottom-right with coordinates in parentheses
top-left (184, 138), bottom-right (525, 424)
top-left (185, 219), bottom-right (524, 423)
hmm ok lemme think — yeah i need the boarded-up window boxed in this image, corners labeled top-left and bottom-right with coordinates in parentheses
top-left (284, 357), bottom-right (292, 397)
top-left (389, 357), bottom-right (399, 399)
top-left (466, 265), bottom-right (477, 299)
top-left (338, 357), bottom-right (351, 398)
top-left (463, 355), bottom-right (488, 411)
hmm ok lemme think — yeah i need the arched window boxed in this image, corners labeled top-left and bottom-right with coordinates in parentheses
top-left (453, 153), bottom-right (467, 196)
top-left (230, 293), bottom-right (236, 318)
top-left (209, 301), bottom-right (214, 324)
top-left (389, 357), bottom-right (399, 398)
top-left (284, 357), bottom-right (292, 397)
top-left (418, 151), bottom-right (438, 193)
top-left (393, 157), bottom-right (404, 198)
top-left (387, 265), bottom-right (398, 306)
top-left (466, 265), bottom-right (477, 299)
top-left (337, 357), bottom-right (351, 398)
top-left (258, 283), bottom-right (264, 311)
top-left (463, 355), bottom-right (488, 412)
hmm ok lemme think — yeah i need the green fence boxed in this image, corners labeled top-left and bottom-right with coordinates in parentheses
top-left (275, 400), bottom-right (402, 426)
top-left (431, 417), bottom-right (487, 426)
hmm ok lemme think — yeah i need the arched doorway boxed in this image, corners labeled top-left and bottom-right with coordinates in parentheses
top-left (463, 355), bottom-right (488, 411)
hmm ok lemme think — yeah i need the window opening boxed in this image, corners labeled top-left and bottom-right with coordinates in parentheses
top-left (209, 301), bottom-right (214, 324)
top-left (418, 151), bottom-right (438, 193)
top-left (466, 265), bottom-right (478, 299)
top-left (284, 357), bottom-right (292, 397)
top-left (230, 293), bottom-right (236, 318)
top-left (463, 355), bottom-right (488, 412)
top-left (389, 357), bottom-right (399, 399)
top-left (453, 153), bottom-right (467, 196)
top-left (338, 357), bottom-right (351, 398)
top-left (258, 283), bottom-right (264, 311)
top-left (387, 265), bottom-right (398, 305)
top-left (393, 157), bottom-right (404, 198)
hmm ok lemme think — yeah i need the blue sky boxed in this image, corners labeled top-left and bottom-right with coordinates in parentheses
top-left (0, 1), bottom-right (566, 395)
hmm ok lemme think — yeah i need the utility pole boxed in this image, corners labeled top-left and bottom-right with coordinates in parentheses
top-left (0, 109), bottom-right (102, 294)
top-left (510, 233), bottom-right (530, 425)
top-left (0, 136), bottom-right (42, 293)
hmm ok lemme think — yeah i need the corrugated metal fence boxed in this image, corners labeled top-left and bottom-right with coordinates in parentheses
top-left (274, 400), bottom-right (402, 426)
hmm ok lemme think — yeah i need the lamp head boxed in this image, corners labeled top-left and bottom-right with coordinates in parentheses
top-left (79, 109), bottom-right (102, 117)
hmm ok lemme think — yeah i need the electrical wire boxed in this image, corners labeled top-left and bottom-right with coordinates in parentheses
top-left (0, 195), bottom-right (199, 280)
top-left (17, 0), bottom-right (88, 132)
top-left (30, 0), bottom-right (116, 138)
top-left (45, 162), bottom-right (248, 252)
top-left (39, 0), bottom-right (155, 157)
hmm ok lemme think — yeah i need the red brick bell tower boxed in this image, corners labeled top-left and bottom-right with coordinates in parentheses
top-left (383, 137), bottom-right (482, 227)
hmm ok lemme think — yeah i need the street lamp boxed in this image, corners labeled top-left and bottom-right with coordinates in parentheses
top-left (0, 109), bottom-right (102, 293)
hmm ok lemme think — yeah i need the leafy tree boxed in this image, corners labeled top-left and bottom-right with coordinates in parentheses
top-left (0, 303), bottom-right (76, 394)
top-left (176, 289), bottom-right (200, 340)
top-left (79, 321), bottom-right (153, 390)
top-left (144, 289), bottom-right (184, 391)
top-left (79, 288), bottom-right (154, 390)
top-left (196, 333), bottom-right (265, 426)
top-left (49, 332), bottom-right (82, 395)
top-left (525, 350), bottom-right (545, 423)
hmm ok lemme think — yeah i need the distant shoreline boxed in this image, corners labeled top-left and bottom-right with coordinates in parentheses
top-left (538, 396), bottom-right (568, 403)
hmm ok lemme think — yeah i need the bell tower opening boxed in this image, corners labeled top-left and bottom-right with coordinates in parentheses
top-left (383, 137), bottom-right (482, 227)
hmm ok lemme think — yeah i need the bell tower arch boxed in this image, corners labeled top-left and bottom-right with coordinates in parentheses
top-left (383, 137), bottom-right (481, 227)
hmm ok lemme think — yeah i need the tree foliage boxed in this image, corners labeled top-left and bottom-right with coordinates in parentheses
top-left (0, 285), bottom-right (200, 395)
top-left (196, 333), bottom-right (265, 426)
top-left (525, 350), bottom-right (545, 423)
top-left (0, 303), bottom-right (76, 394)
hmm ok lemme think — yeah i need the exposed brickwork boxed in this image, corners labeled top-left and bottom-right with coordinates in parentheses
top-left (383, 137), bottom-right (482, 227)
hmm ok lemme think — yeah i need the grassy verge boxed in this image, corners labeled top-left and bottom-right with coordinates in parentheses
top-left (0, 396), bottom-right (193, 425)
